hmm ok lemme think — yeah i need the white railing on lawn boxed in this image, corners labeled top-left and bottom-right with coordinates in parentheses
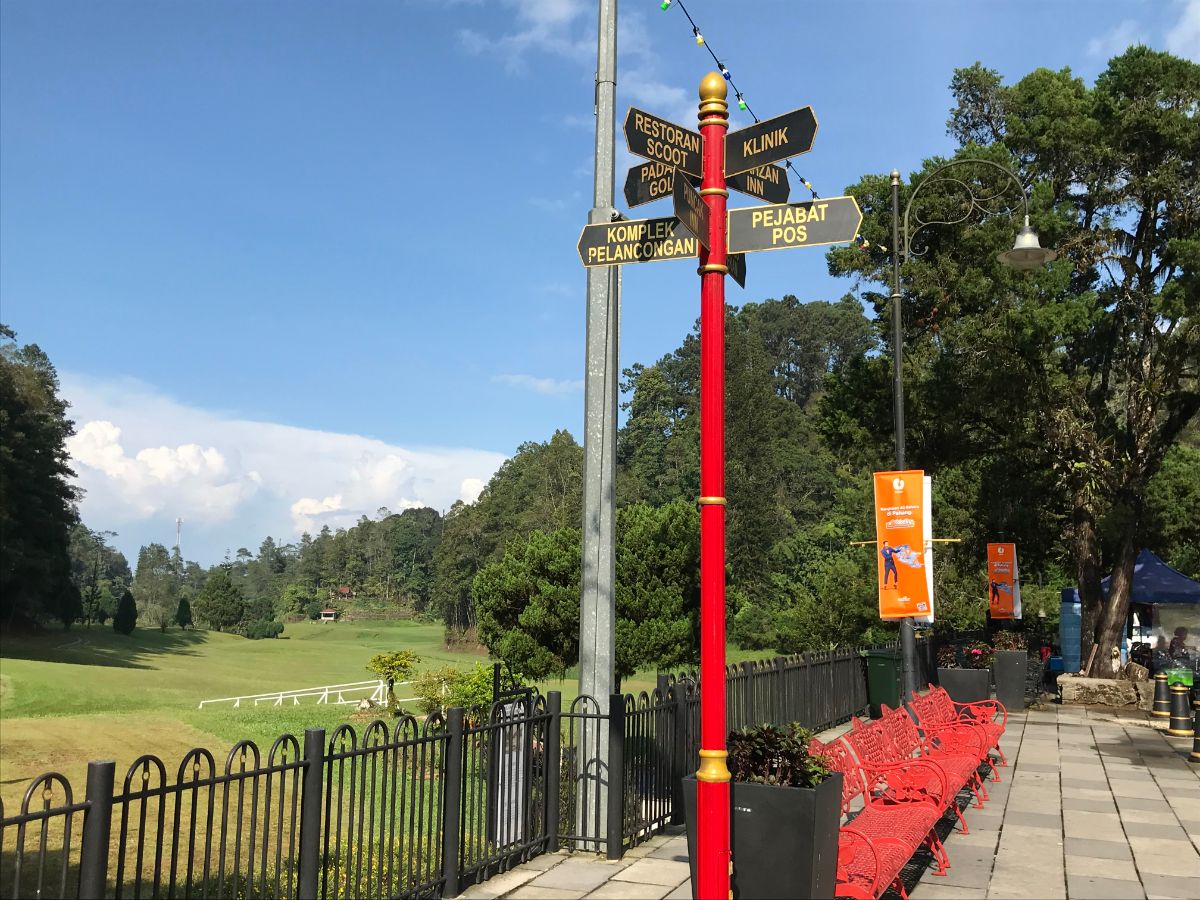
top-left (197, 679), bottom-right (417, 710)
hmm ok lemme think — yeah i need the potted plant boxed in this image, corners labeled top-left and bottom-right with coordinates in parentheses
top-left (936, 640), bottom-right (993, 704)
top-left (992, 629), bottom-right (1028, 712)
top-left (683, 723), bottom-right (842, 899)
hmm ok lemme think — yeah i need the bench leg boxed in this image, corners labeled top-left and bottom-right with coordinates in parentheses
top-left (952, 801), bottom-right (970, 834)
top-left (974, 772), bottom-right (990, 802)
top-left (994, 743), bottom-right (1008, 766)
top-left (926, 831), bottom-right (950, 875)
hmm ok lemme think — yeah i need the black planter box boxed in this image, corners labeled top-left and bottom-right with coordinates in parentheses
top-left (993, 650), bottom-right (1028, 712)
top-left (937, 667), bottom-right (991, 705)
top-left (682, 773), bottom-right (842, 899)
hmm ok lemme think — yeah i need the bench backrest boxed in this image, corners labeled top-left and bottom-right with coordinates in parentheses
top-left (881, 703), bottom-right (923, 757)
top-left (846, 716), bottom-right (901, 766)
top-left (809, 736), bottom-right (865, 815)
top-left (927, 686), bottom-right (960, 722)
top-left (908, 688), bottom-right (945, 728)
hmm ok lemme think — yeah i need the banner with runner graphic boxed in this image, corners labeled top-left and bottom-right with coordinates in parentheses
top-left (873, 470), bottom-right (933, 620)
top-left (986, 543), bottom-right (1021, 619)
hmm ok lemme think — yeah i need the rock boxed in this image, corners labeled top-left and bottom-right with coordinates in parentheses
top-left (1058, 674), bottom-right (1140, 707)
top-left (1123, 661), bottom-right (1149, 682)
top-left (1135, 680), bottom-right (1155, 711)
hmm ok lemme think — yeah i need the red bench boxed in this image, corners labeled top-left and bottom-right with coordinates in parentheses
top-left (810, 734), bottom-right (952, 900)
top-left (909, 686), bottom-right (1007, 772)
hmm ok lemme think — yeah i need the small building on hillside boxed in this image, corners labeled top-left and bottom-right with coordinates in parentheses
top-left (319, 608), bottom-right (338, 623)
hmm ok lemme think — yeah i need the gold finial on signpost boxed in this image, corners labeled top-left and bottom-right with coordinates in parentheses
top-left (698, 72), bottom-right (728, 127)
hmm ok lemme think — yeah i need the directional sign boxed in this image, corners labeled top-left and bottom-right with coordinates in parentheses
top-left (624, 162), bottom-right (699, 209)
top-left (727, 196), bottom-right (862, 255)
top-left (672, 173), bottom-right (710, 251)
top-left (728, 252), bottom-right (747, 289)
top-left (726, 164), bottom-right (789, 205)
top-left (725, 106), bottom-right (818, 178)
top-left (577, 216), bottom-right (698, 267)
top-left (624, 108), bottom-right (703, 178)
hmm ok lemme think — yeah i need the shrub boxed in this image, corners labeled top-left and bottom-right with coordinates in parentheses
top-left (112, 589), bottom-right (137, 635)
top-left (727, 723), bottom-right (830, 788)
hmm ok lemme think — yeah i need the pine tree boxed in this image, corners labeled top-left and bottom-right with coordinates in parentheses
top-left (113, 589), bottom-right (137, 635)
top-left (174, 597), bottom-right (193, 630)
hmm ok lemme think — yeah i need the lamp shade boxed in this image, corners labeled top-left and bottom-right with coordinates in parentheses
top-left (999, 222), bottom-right (1056, 270)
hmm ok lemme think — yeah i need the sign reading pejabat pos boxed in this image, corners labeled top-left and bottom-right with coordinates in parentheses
top-left (873, 470), bottom-right (934, 620)
top-left (987, 543), bottom-right (1022, 620)
top-left (727, 196), bottom-right (862, 254)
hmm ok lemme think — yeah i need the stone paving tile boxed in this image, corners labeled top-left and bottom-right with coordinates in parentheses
top-left (662, 883), bottom-right (690, 900)
top-left (1062, 797), bottom-right (1118, 813)
top-left (458, 867), bottom-right (543, 898)
top-left (912, 884), bottom-right (987, 899)
top-left (509, 888), bottom-right (588, 900)
top-left (1118, 807), bottom-right (1184, 825)
top-left (1131, 852), bottom-right (1200, 879)
top-left (932, 860), bottom-right (994, 889)
top-left (1066, 874), bottom-right (1147, 899)
top-left (526, 858), bottom-right (631, 893)
top-left (1063, 837), bottom-right (1132, 860)
top-left (583, 881), bottom-right (674, 899)
top-left (1064, 855), bottom-right (1139, 882)
top-left (1016, 761), bottom-right (1063, 773)
top-left (1002, 810), bottom-right (1062, 830)
top-left (1122, 821), bottom-right (1191, 841)
top-left (609, 859), bottom-right (690, 887)
top-left (1115, 796), bottom-right (1172, 811)
top-left (1139, 873), bottom-right (1200, 899)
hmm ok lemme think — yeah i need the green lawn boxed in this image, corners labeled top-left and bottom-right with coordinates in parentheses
top-left (0, 620), bottom-right (766, 809)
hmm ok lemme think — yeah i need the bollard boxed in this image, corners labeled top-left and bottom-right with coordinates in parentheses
top-left (1191, 704), bottom-right (1200, 764)
top-left (1151, 672), bottom-right (1171, 718)
top-left (1168, 684), bottom-right (1192, 736)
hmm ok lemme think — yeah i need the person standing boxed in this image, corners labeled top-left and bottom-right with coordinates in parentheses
top-left (881, 541), bottom-right (899, 587)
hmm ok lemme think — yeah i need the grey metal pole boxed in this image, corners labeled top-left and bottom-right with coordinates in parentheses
top-left (891, 170), bottom-right (918, 700)
top-left (579, 0), bottom-right (618, 847)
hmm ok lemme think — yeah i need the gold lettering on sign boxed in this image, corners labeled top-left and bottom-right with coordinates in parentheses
top-left (743, 126), bottom-right (789, 159)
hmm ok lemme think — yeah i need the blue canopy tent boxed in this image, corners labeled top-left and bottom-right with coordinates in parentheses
top-left (1101, 549), bottom-right (1200, 604)
top-left (1059, 550), bottom-right (1200, 671)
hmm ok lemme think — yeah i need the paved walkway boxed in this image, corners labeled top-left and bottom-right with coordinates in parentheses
top-left (456, 706), bottom-right (1200, 900)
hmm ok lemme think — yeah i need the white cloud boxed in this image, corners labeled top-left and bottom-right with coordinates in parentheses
top-left (1086, 19), bottom-right (1150, 59)
top-left (492, 373), bottom-right (584, 396)
top-left (62, 375), bottom-right (507, 563)
top-left (458, 0), bottom-right (591, 73)
top-left (1166, 0), bottom-right (1200, 60)
top-left (460, 477), bottom-right (486, 503)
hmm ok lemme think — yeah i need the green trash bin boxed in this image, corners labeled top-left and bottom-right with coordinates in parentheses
top-left (862, 649), bottom-right (901, 719)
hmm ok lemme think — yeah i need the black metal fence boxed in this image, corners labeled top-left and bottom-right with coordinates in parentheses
top-left (2, 643), bottom-right (912, 899)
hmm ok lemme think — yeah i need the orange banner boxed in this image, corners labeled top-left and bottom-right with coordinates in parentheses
top-left (873, 470), bottom-right (933, 619)
top-left (987, 543), bottom-right (1021, 619)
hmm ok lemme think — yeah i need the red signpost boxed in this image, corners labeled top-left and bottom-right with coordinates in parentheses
top-left (694, 71), bottom-right (731, 900)
top-left (580, 71), bottom-right (848, 900)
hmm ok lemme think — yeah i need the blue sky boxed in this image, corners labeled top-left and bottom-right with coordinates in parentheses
top-left (2, 0), bottom-right (1196, 565)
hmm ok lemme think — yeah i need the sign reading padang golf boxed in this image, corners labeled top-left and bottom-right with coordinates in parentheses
top-left (577, 216), bottom-right (697, 267)
top-left (727, 196), bottom-right (862, 254)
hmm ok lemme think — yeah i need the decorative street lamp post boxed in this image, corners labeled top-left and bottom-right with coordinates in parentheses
top-left (889, 158), bottom-right (1056, 698)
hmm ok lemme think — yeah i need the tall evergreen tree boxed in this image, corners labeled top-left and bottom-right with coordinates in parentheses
top-left (112, 589), bottom-right (137, 635)
top-left (0, 326), bottom-right (79, 626)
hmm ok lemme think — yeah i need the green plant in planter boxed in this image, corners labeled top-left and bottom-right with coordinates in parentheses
top-left (992, 629), bottom-right (1026, 652)
top-left (727, 722), bottom-right (830, 787)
